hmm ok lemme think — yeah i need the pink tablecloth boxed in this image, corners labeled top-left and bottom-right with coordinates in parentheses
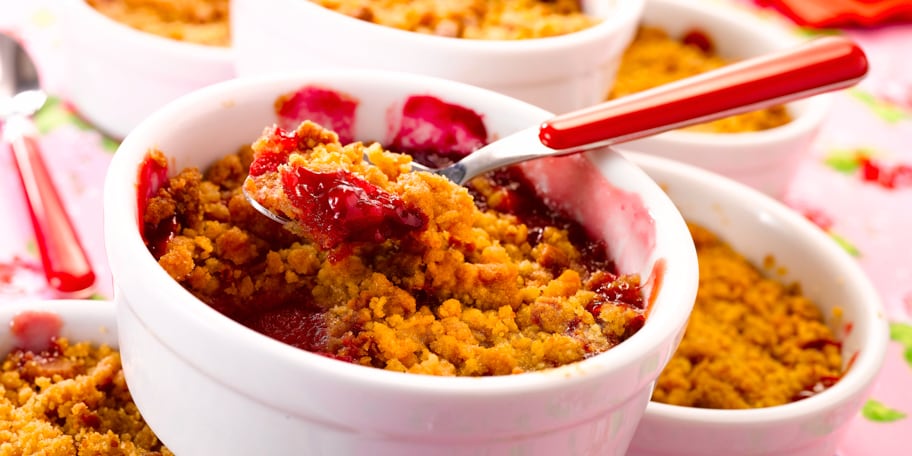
top-left (1, 1), bottom-right (910, 454)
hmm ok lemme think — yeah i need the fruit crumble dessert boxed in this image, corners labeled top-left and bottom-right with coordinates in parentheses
top-left (651, 223), bottom-right (842, 408)
top-left (140, 91), bottom-right (649, 376)
top-left (1, 312), bottom-right (170, 455)
top-left (310, 0), bottom-right (599, 39)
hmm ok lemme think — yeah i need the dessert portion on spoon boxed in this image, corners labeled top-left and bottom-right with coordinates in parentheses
top-left (243, 121), bottom-right (431, 251)
top-left (244, 36), bottom-right (868, 243)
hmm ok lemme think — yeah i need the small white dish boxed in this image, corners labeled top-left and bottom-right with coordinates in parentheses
top-left (230, 0), bottom-right (644, 114)
top-left (623, 151), bottom-right (889, 456)
top-left (60, 0), bottom-right (235, 139)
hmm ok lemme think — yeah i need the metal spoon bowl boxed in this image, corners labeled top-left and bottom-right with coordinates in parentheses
top-left (0, 39), bottom-right (45, 118)
top-left (244, 36), bottom-right (867, 224)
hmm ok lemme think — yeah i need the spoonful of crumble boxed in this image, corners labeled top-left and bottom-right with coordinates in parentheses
top-left (243, 36), bottom-right (867, 250)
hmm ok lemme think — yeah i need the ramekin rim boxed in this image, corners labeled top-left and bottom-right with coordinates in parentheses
top-left (66, 0), bottom-right (233, 61)
top-left (271, 0), bottom-right (646, 53)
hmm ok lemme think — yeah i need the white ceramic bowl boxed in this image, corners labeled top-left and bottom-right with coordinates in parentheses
top-left (60, 0), bottom-right (235, 139)
top-left (104, 70), bottom-right (698, 455)
top-left (622, 151), bottom-right (889, 456)
top-left (616, 0), bottom-right (833, 198)
top-left (230, 0), bottom-right (643, 114)
top-left (0, 300), bottom-right (118, 357)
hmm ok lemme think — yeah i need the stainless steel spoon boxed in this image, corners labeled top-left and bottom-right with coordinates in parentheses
top-left (0, 33), bottom-right (96, 296)
top-left (245, 36), bottom-right (867, 224)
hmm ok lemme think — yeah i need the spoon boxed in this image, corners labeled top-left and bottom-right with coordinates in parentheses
top-left (245, 36), bottom-right (867, 224)
top-left (0, 33), bottom-right (96, 296)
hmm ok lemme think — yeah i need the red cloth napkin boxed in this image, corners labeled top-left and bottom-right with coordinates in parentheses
top-left (754, 0), bottom-right (912, 28)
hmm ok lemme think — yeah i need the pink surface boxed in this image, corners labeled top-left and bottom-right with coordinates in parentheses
top-left (0, 1), bottom-right (910, 454)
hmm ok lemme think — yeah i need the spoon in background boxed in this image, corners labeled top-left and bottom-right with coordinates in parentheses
top-left (244, 36), bottom-right (867, 224)
top-left (0, 33), bottom-right (96, 296)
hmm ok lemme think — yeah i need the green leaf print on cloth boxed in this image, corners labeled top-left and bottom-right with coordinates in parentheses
top-left (850, 88), bottom-right (909, 123)
top-left (830, 232), bottom-right (861, 257)
top-left (891, 322), bottom-right (912, 370)
top-left (891, 322), bottom-right (912, 348)
top-left (823, 149), bottom-right (865, 174)
top-left (863, 399), bottom-right (907, 423)
top-left (33, 97), bottom-right (120, 153)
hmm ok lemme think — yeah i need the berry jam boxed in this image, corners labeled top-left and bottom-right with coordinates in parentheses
top-left (276, 85), bottom-right (358, 144)
top-left (135, 151), bottom-right (169, 238)
top-left (238, 305), bottom-right (329, 354)
top-left (248, 126), bottom-right (297, 177)
top-left (681, 28), bottom-right (714, 54)
top-left (389, 95), bottom-right (488, 167)
top-left (280, 165), bottom-right (428, 250)
top-left (10, 310), bottom-right (63, 353)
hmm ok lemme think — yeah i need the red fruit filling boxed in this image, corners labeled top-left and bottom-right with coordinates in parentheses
top-left (275, 85), bottom-right (358, 144)
top-left (240, 305), bottom-right (329, 353)
top-left (280, 165), bottom-right (427, 250)
top-left (10, 310), bottom-right (64, 353)
top-left (248, 126), bottom-right (297, 176)
top-left (136, 151), bottom-right (169, 237)
top-left (390, 95), bottom-right (488, 167)
top-left (681, 28), bottom-right (714, 54)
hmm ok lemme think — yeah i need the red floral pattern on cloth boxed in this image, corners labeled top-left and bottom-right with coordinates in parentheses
top-left (754, 0), bottom-right (912, 28)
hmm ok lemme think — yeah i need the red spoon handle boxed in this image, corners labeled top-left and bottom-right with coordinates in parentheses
top-left (539, 36), bottom-right (868, 150)
top-left (8, 118), bottom-right (96, 295)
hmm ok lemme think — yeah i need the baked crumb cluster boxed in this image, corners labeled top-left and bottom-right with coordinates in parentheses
top-left (652, 223), bottom-right (843, 409)
top-left (144, 121), bottom-right (646, 376)
top-left (243, 122), bottom-right (429, 251)
top-left (86, 0), bottom-right (230, 46)
top-left (0, 340), bottom-right (171, 455)
top-left (609, 26), bottom-right (792, 133)
top-left (311, 0), bottom-right (599, 39)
